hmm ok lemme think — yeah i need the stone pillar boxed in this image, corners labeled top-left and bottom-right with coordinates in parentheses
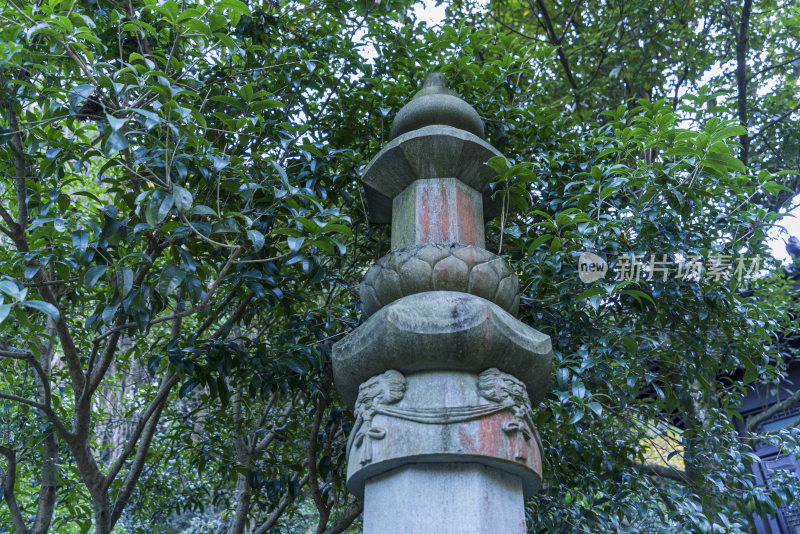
top-left (333, 73), bottom-right (552, 533)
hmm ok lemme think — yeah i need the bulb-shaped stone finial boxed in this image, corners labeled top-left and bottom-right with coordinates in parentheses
top-left (416, 73), bottom-right (455, 96)
top-left (389, 72), bottom-right (485, 140)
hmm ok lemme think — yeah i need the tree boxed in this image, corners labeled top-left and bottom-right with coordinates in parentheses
top-left (0, 0), bottom-right (799, 533)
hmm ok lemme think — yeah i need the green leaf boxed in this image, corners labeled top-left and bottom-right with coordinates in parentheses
top-left (587, 402), bottom-right (603, 416)
top-left (146, 194), bottom-right (174, 225)
top-left (173, 185), bottom-right (193, 213)
top-left (24, 265), bottom-right (41, 280)
top-left (250, 99), bottom-right (284, 112)
top-left (0, 281), bottom-right (26, 300)
top-left (157, 266), bottom-right (186, 296)
top-left (179, 378), bottom-right (200, 398)
top-left (568, 408), bottom-right (584, 425)
top-left (705, 152), bottom-right (746, 174)
top-left (217, 0), bottom-right (251, 16)
top-left (189, 205), bottom-right (217, 216)
top-left (710, 124), bottom-right (747, 141)
top-left (620, 289), bottom-right (655, 306)
top-left (576, 287), bottom-right (604, 301)
top-left (212, 155), bottom-right (230, 171)
top-left (247, 229), bottom-right (265, 252)
top-left (106, 113), bottom-right (128, 132)
top-left (72, 229), bottom-right (89, 255)
top-left (22, 300), bottom-right (60, 321)
top-left (0, 304), bottom-right (11, 323)
top-left (84, 265), bottom-right (109, 289)
top-left (287, 236), bottom-right (304, 252)
top-left (105, 130), bottom-right (129, 155)
top-left (116, 265), bottom-right (134, 297)
top-left (621, 336), bottom-right (638, 355)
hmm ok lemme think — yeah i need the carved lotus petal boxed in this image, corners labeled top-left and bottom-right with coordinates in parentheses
top-left (467, 262), bottom-right (501, 301)
top-left (398, 257), bottom-right (433, 295)
top-left (495, 274), bottom-right (520, 315)
top-left (373, 268), bottom-right (403, 305)
top-left (360, 281), bottom-right (382, 318)
top-left (432, 255), bottom-right (469, 291)
top-left (360, 243), bottom-right (519, 318)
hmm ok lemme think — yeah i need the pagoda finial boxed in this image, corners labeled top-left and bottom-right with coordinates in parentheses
top-left (389, 72), bottom-right (484, 140)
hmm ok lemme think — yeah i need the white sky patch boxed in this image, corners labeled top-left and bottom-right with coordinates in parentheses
top-left (767, 199), bottom-right (800, 264)
top-left (412, 0), bottom-right (446, 24)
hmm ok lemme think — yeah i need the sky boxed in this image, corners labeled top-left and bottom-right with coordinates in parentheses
top-left (407, 0), bottom-right (800, 265)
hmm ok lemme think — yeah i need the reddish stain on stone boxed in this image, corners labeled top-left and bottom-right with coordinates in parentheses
top-left (477, 414), bottom-right (502, 455)
top-left (455, 186), bottom-right (477, 246)
top-left (529, 432), bottom-right (543, 475)
top-left (417, 181), bottom-right (450, 245)
top-left (438, 180), bottom-right (450, 241)
top-left (458, 424), bottom-right (476, 453)
top-left (419, 183), bottom-right (432, 244)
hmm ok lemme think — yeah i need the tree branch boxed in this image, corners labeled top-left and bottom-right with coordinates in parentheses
top-left (322, 500), bottom-right (363, 534)
top-left (31, 318), bottom-right (59, 533)
top-left (632, 462), bottom-right (690, 484)
top-left (0, 392), bottom-right (49, 413)
top-left (310, 373), bottom-right (333, 532)
top-left (105, 372), bottom-right (180, 489)
top-left (750, 102), bottom-right (800, 144)
top-left (533, 0), bottom-right (581, 106)
top-left (0, 204), bottom-right (17, 235)
top-left (109, 372), bottom-right (179, 525)
top-left (211, 291), bottom-right (255, 339)
top-left (745, 388), bottom-right (800, 432)
top-left (558, 0), bottom-right (583, 44)
top-left (733, 0), bottom-right (753, 165)
top-left (0, 99), bottom-right (29, 233)
top-left (196, 281), bottom-right (243, 335)
top-left (0, 445), bottom-right (30, 534)
top-left (747, 56), bottom-right (800, 82)
top-left (252, 471), bottom-right (311, 534)
top-left (0, 348), bottom-right (52, 408)
top-left (84, 242), bottom-right (166, 406)
top-left (253, 392), bottom-right (303, 454)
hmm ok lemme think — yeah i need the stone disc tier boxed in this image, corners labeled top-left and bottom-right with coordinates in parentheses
top-left (334, 291), bottom-right (551, 411)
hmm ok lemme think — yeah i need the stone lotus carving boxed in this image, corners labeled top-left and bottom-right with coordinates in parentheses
top-left (360, 243), bottom-right (519, 318)
top-left (348, 368), bottom-right (538, 467)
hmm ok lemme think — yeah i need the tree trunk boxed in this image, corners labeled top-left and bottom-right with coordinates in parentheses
top-left (226, 475), bottom-right (251, 534)
top-left (92, 491), bottom-right (111, 534)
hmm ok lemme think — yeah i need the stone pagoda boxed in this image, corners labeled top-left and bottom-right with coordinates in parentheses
top-left (333, 73), bottom-right (553, 533)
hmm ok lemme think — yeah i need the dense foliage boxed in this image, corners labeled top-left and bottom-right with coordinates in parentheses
top-left (1, 0), bottom-right (799, 532)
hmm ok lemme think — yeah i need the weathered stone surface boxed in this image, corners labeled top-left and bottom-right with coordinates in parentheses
top-left (346, 369), bottom-right (542, 500)
top-left (332, 291), bottom-right (552, 410)
top-left (363, 463), bottom-right (526, 534)
top-left (392, 178), bottom-right (485, 250)
top-left (361, 125), bottom-right (506, 223)
top-left (337, 74), bottom-right (550, 527)
top-left (360, 243), bottom-right (519, 318)
top-left (389, 73), bottom-right (485, 140)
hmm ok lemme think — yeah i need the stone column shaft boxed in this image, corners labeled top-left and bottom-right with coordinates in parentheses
top-left (364, 464), bottom-right (526, 534)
